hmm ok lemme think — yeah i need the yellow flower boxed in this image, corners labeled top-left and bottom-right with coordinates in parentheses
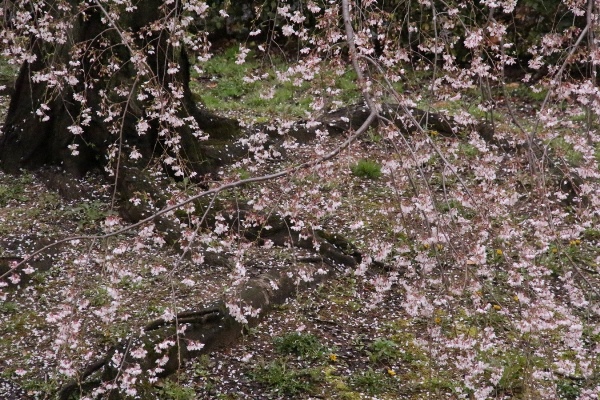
top-left (434, 316), bottom-right (442, 324)
top-left (513, 295), bottom-right (519, 302)
top-left (329, 354), bottom-right (337, 362)
top-left (387, 368), bottom-right (396, 376)
top-left (493, 304), bottom-right (501, 311)
top-left (496, 249), bottom-right (503, 256)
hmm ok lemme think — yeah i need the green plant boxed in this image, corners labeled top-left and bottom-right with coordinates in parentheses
top-left (64, 200), bottom-right (111, 230)
top-left (0, 302), bottom-right (18, 313)
top-left (191, 355), bottom-right (213, 379)
top-left (350, 159), bottom-right (382, 180)
top-left (349, 368), bottom-right (393, 395)
top-left (0, 183), bottom-right (28, 206)
top-left (274, 332), bottom-right (324, 358)
top-left (233, 167), bottom-right (251, 180)
top-left (158, 379), bottom-right (196, 400)
top-left (549, 136), bottom-right (584, 166)
top-left (84, 287), bottom-right (111, 307)
top-left (557, 378), bottom-right (582, 400)
top-left (496, 350), bottom-right (530, 395)
top-left (252, 360), bottom-right (321, 395)
top-left (458, 142), bottom-right (479, 158)
top-left (273, 332), bottom-right (324, 359)
top-left (366, 338), bottom-right (401, 364)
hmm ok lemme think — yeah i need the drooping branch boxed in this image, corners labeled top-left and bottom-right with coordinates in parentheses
top-left (2, 109), bottom-right (377, 281)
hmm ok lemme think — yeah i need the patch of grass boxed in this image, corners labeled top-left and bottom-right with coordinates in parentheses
top-left (0, 56), bottom-right (18, 78)
top-left (349, 368), bottom-right (394, 395)
top-left (252, 360), bottom-right (322, 396)
top-left (458, 142), bottom-right (479, 158)
top-left (64, 200), bottom-right (111, 230)
top-left (0, 301), bottom-right (18, 313)
top-left (0, 181), bottom-right (28, 206)
top-left (549, 136), bottom-right (584, 166)
top-left (273, 332), bottom-right (324, 359)
top-left (508, 84), bottom-right (548, 102)
top-left (557, 378), bottom-right (583, 400)
top-left (157, 379), bottom-right (197, 400)
top-left (495, 350), bottom-right (538, 395)
top-left (192, 45), bottom-right (360, 120)
top-left (366, 338), bottom-right (401, 364)
top-left (233, 167), bottom-right (251, 180)
top-left (436, 199), bottom-right (476, 219)
top-left (350, 159), bottom-right (382, 180)
top-left (84, 287), bottom-right (111, 307)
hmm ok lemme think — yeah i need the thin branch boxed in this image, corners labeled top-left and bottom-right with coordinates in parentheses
top-left (534, 23), bottom-right (591, 134)
top-left (1, 111), bottom-right (378, 280)
top-left (341, 0), bottom-right (377, 112)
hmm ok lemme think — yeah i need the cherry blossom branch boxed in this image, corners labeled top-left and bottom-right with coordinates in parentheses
top-left (3, 0), bottom-right (381, 284)
top-left (535, 18), bottom-right (591, 133)
top-left (341, 0), bottom-right (377, 112)
top-left (1, 111), bottom-right (378, 281)
top-left (356, 54), bottom-right (478, 207)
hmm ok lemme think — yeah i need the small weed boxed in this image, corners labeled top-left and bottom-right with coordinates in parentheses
top-left (64, 200), bottom-right (111, 230)
top-left (157, 379), bottom-right (196, 400)
top-left (233, 168), bottom-right (251, 180)
top-left (0, 302), bottom-right (18, 313)
top-left (458, 142), bottom-right (479, 158)
top-left (351, 159), bottom-right (382, 180)
top-left (365, 129), bottom-right (383, 144)
top-left (366, 338), bottom-right (401, 364)
top-left (273, 332), bottom-right (324, 359)
top-left (0, 183), bottom-right (28, 206)
top-left (191, 354), bottom-right (213, 378)
top-left (557, 378), bottom-right (582, 400)
top-left (84, 287), bottom-right (111, 307)
top-left (252, 360), bottom-right (321, 395)
top-left (349, 368), bottom-right (393, 395)
top-left (549, 137), bottom-right (584, 166)
top-left (437, 199), bottom-right (476, 219)
top-left (496, 350), bottom-right (531, 395)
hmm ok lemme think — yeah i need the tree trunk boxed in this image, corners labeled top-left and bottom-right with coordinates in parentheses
top-left (0, 0), bottom-right (241, 179)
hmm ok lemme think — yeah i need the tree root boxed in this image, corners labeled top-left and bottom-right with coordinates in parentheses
top-left (58, 230), bottom-right (360, 399)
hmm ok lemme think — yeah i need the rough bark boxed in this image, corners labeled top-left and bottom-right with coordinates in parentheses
top-left (0, 0), bottom-right (242, 179)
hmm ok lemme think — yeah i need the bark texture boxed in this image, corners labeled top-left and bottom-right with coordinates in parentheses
top-left (0, 0), bottom-right (241, 178)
